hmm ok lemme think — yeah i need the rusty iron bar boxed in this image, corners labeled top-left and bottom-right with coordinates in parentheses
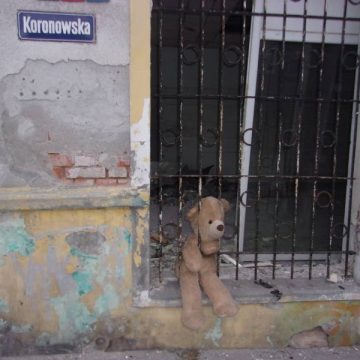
top-left (177, 0), bottom-right (185, 252)
top-left (291, 0), bottom-right (307, 279)
top-left (217, 0), bottom-right (225, 200)
top-left (309, 0), bottom-right (328, 280)
top-left (253, 0), bottom-right (268, 281)
top-left (219, 249), bottom-right (356, 256)
top-left (329, 0), bottom-right (348, 278)
top-left (215, 0), bottom-right (226, 277)
top-left (195, 0), bottom-right (206, 248)
top-left (272, 0), bottom-right (288, 280)
top-left (157, 0), bottom-right (164, 283)
top-left (197, 0), bottom-right (205, 199)
top-left (151, 174), bottom-right (354, 181)
top-left (151, 7), bottom-right (360, 23)
top-left (235, 0), bottom-right (249, 281)
top-left (154, 93), bottom-right (360, 103)
top-left (151, 0), bottom-right (358, 284)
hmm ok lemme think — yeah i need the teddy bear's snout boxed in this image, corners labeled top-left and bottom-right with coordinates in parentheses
top-left (208, 219), bottom-right (225, 238)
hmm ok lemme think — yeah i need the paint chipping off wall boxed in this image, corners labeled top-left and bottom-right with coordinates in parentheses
top-left (131, 98), bottom-right (150, 188)
top-left (133, 207), bottom-right (149, 268)
top-left (0, 215), bottom-right (35, 263)
top-left (0, 208), bottom-right (134, 348)
top-left (0, 0), bottom-right (130, 187)
top-left (205, 318), bottom-right (223, 347)
top-left (0, 165), bottom-right (359, 348)
top-left (0, 299), bottom-right (9, 314)
top-left (0, 60), bottom-right (130, 187)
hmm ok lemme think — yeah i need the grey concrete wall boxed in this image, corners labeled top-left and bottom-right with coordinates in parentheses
top-left (0, 0), bottom-right (129, 187)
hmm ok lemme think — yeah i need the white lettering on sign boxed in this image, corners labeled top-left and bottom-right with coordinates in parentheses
top-left (22, 16), bottom-right (91, 36)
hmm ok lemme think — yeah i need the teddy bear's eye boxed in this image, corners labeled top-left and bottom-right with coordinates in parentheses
top-left (208, 220), bottom-right (213, 224)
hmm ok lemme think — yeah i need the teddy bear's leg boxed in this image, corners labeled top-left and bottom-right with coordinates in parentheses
top-left (200, 272), bottom-right (238, 318)
top-left (179, 264), bottom-right (206, 330)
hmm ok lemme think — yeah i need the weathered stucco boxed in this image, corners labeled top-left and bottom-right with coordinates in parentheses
top-left (0, 60), bottom-right (129, 186)
top-left (0, 208), bottom-right (360, 355)
top-left (0, 0), bottom-right (130, 187)
top-left (0, 208), bottom-right (133, 350)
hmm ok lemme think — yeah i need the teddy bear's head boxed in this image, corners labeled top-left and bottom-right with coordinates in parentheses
top-left (186, 196), bottom-right (230, 255)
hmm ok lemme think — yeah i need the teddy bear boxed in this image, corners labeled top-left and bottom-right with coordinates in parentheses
top-left (178, 196), bottom-right (238, 330)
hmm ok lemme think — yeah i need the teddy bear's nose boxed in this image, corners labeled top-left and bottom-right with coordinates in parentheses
top-left (217, 224), bottom-right (224, 232)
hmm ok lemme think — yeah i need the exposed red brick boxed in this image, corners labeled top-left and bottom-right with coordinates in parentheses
top-left (61, 179), bottom-right (75, 185)
top-left (95, 179), bottom-right (118, 186)
top-left (52, 166), bottom-right (66, 179)
top-left (74, 155), bottom-right (99, 167)
top-left (65, 167), bottom-right (106, 179)
top-left (49, 153), bottom-right (73, 167)
top-left (117, 178), bottom-right (129, 185)
top-left (117, 159), bottom-right (131, 167)
top-left (74, 179), bottom-right (95, 186)
top-left (108, 167), bottom-right (128, 178)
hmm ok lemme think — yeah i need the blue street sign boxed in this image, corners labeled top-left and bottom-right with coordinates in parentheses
top-left (17, 10), bottom-right (96, 43)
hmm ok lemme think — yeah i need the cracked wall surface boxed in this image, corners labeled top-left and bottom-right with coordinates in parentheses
top-left (1, 207), bottom-right (360, 355)
top-left (0, 0), bottom-right (129, 187)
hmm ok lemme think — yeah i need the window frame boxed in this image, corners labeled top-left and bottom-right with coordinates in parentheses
top-left (140, 0), bottom-right (360, 302)
top-left (136, 0), bottom-right (360, 305)
top-left (238, 0), bottom-right (360, 261)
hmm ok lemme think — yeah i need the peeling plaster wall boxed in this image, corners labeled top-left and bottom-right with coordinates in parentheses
top-left (1, 209), bottom-right (360, 355)
top-left (0, 0), bottom-right (129, 187)
top-left (0, 208), bottom-right (134, 352)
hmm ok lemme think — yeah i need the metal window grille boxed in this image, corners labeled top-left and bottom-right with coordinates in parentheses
top-left (150, 0), bottom-right (360, 286)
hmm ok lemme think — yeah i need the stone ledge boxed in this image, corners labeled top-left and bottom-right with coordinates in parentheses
top-left (136, 278), bottom-right (360, 307)
top-left (0, 186), bottom-right (148, 211)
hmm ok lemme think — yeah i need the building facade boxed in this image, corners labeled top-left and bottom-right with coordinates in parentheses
top-left (0, 0), bottom-right (360, 354)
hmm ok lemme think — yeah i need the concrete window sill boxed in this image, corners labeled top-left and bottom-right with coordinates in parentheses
top-left (0, 186), bottom-right (148, 211)
top-left (136, 278), bottom-right (360, 307)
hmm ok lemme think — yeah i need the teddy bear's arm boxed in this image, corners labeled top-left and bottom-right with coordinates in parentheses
top-left (182, 234), bottom-right (202, 273)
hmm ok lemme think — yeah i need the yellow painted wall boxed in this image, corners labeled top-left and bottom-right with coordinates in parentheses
top-left (0, 208), bottom-right (133, 346)
top-left (1, 208), bottom-right (360, 350)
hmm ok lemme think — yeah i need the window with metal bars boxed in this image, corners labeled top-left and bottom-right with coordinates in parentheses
top-left (150, 0), bottom-right (360, 288)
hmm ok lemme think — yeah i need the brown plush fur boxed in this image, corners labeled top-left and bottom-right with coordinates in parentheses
top-left (178, 196), bottom-right (238, 330)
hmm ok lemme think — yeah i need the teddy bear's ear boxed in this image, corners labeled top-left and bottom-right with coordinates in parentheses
top-left (186, 204), bottom-right (199, 220)
top-left (220, 198), bottom-right (230, 212)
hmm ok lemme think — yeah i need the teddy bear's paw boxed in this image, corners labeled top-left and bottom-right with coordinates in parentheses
top-left (213, 301), bottom-right (238, 318)
top-left (182, 311), bottom-right (206, 330)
